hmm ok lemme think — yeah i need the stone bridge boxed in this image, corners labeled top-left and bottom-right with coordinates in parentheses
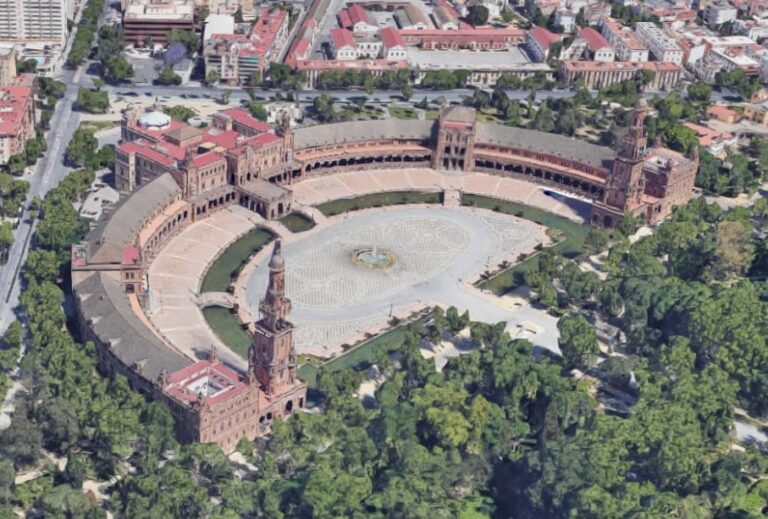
top-left (196, 292), bottom-right (238, 309)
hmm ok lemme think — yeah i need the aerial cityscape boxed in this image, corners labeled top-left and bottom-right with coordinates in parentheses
top-left (0, 0), bottom-right (767, 516)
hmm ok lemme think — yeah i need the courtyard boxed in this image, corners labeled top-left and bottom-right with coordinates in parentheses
top-left (244, 206), bottom-right (557, 357)
top-left (141, 168), bottom-right (586, 371)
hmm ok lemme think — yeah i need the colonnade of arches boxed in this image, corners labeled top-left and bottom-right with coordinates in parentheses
top-left (301, 152), bottom-right (433, 175)
top-left (473, 157), bottom-right (605, 199)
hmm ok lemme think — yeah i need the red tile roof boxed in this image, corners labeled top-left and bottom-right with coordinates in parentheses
top-left (683, 122), bottom-right (734, 146)
top-left (348, 4), bottom-right (369, 25)
top-left (165, 359), bottom-right (250, 406)
top-left (380, 27), bottom-right (405, 49)
top-left (331, 27), bottom-right (356, 49)
top-left (203, 128), bottom-right (240, 149)
top-left (118, 141), bottom-right (177, 167)
top-left (529, 26), bottom-right (560, 50)
top-left (580, 27), bottom-right (610, 50)
top-left (337, 8), bottom-right (352, 29)
top-left (0, 86), bottom-right (32, 136)
top-left (122, 246), bottom-right (140, 265)
top-left (220, 107), bottom-right (273, 133)
top-left (192, 151), bottom-right (223, 168)
top-left (231, 132), bottom-right (281, 155)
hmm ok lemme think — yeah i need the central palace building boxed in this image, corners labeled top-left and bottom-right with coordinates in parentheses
top-left (72, 102), bottom-right (697, 451)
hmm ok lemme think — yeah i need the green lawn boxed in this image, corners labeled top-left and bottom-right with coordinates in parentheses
top-left (463, 194), bottom-right (590, 295)
top-left (200, 228), bottom-right (275, 293)
top-left (279, 212), bottom-right (316, 233)
top-left (299, 313), bottom-right (430, 388)
top-left (315, 191), bottom-right (443, 217)
top-left (202, 307), bottom-right (252, 358)
top-left (389, 106), bottom-right (419, 120)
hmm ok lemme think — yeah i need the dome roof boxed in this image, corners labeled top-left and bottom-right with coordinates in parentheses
top-left (138, 111), bottom-right (171, 130)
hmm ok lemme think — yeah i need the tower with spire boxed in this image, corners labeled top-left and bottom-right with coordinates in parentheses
top-left (603, 98), bottom-right (648, 213)
top-left (249, 240), bottom-right (299, 395)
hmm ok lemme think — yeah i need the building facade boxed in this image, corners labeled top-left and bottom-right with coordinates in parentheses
top-left (634, 22), bottom-right (683, 64)
top-left (591, 100), bottom-right (698, 227)
top-left (601, 17), bottom-right (649, 62)
top-left (74, 235), bottom-right (307, 453)
top-left (0, 83), bottom-right (36, 166)
top-left (204, 8), bottom-right (288, 84)
top-left (561, 60), bottom-right (683, 90)
top-left (123, 0), bottom-right (195, 47)
top-left (0, 0), bottom-right (72, 45)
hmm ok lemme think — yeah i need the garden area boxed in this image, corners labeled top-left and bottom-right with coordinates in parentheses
top-left (200, 228), bottom-right (274, 293)
top-left (298, 310), bottom-right (432, 388)
top-left (388, 106), bottom-right (419, 120)
top-left (315, 191), bottom-right (444, 217)
top-left (463, 194), bottom-right (590, 294)
top-left (278, 212), bottom-right (315, 233)
top-left (202, 307), bottom-right (252, 359)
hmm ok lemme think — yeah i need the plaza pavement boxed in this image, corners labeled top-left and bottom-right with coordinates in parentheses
top-left (244, 205), bottom-right (560, 358)
top-left (140, 169), bottom-right (572, 373)
top-left (146, 206), bottom-right (269, 371)
top-left (290, 167), bottom-right (590, 223)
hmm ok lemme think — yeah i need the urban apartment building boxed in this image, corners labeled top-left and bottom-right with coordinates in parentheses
top-left (0, 0), bottom-right (73, 45)
top-left (204, 8), bottom-right (288, 84)
top-left (123, 0), bottom-right (195, 47)
top-left (634, 22), bottom-right (683, 64)
top-left (561, 60), bottom-right (683, 90)
top-left (704, 1), bottom-right (737, 27)
top-left (601, 17), bottom-right (649, 62)
top-left (0, 48), bottom-right (15, 85)
top-left (205, 0), bottom-right (255, 20)
top-left (0, 83), bottom-right (36, 166)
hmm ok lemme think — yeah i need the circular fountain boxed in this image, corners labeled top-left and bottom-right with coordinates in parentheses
top-left (352, 246), bottom-right (397, 270)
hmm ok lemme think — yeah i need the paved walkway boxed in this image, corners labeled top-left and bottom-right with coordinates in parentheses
top-left (243, 206), bottom-right (559, 358)
top-left (146, 206), bottom-right (266, 371)
top-left (290, 168), bottom-right (589, 223)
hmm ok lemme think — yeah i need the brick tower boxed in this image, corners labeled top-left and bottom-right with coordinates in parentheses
top-left (604, 99), bottom-right (648, 211)
top-left (249, 240), bottom-right (299, 395)
top-left (591, 99), bottom-right (649, 227)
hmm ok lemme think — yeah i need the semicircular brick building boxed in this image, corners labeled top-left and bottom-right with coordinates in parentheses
top-left (72, 102), bottom-right (697, 452)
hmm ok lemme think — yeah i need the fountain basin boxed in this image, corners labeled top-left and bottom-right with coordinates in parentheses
top-left (352, 247), bottom-right (397, 270)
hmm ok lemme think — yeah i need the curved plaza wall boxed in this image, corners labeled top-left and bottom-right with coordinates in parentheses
top-left (74, 121), bottom-right (616, 401)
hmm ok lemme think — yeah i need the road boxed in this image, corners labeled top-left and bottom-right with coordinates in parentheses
top-left (0, 65), bottom-right (83, 429)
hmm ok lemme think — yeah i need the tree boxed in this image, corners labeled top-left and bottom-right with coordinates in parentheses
top-left (64, 453), bottom-right (90, 488)
top-left (312, 93), bottom-right (337, 123)
top-left (25, 249), bottom-right (60, 283)
top-left (38, 78), bottom-right (66, 99)
top-left (65, 128), bottom-right (98, 167)
top-left (557, 314), bottom-right (599, 370)
top-left (155, 66), bottom-right (182, 86)
top-left (233, 6), bottom-right (244, 23)
top-left (687, 81), bottom-right (712, 104)
top-left (707, 220), bottom-right (754, 281)
top-left (164, 105), bottom-right (197, 123)
top-left (401, 83), bottom-right (413, 101)
top-left (168, 28), bottom-right (200, 57)
top-left (102, 55), bottom-right (134, 83)
top-left (16, 59), bottom-right (37, 73)
top-left (206, 69), bottom-right (219, 85)
top-left (467, 4), bottom-right (489, 26)
top-left (531, 104), bottom-right (555, 133)
top-left (0, 321), bottom-right (22, 371)
top-left (0, 460), bottom-right (14, 504)
top-left (76, 87), bottom-right (109, 114)
top-left (584, 228), bottom-right (610, 255)
top-left (220, 90), bottom-right (231, 105)
top-left (247, 102), bottom-right (268, 121)
top-left (662, 124), bottom-right (698, 155)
